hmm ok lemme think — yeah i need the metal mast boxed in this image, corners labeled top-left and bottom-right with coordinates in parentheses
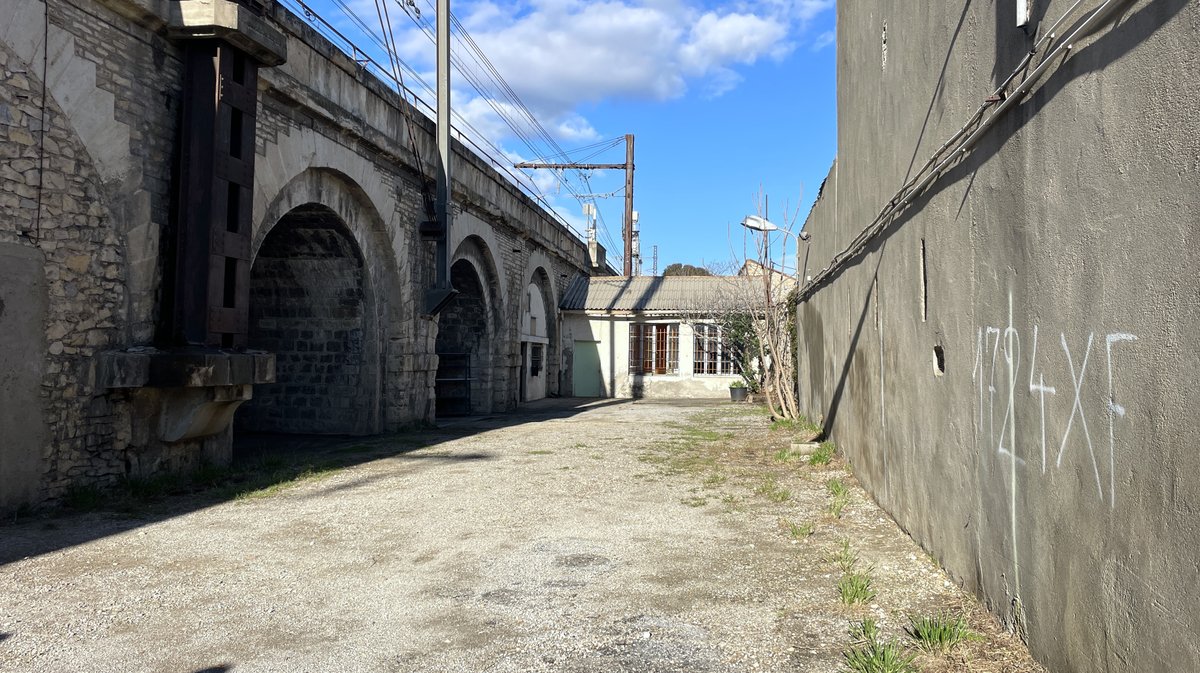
top-left (423, 0), bottom-right (456, 314)
top-left (515, 133), bottom-right (636, 276)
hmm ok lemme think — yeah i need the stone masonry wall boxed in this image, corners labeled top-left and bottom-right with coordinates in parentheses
top-left (242, 208), bottom-right (375, 434)
top-left (0, 36), bottom-right (129, 504)
top-left (0, 0), bottom-right (591, 510)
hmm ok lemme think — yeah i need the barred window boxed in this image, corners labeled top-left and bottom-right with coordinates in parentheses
top-left (629, 323), bottom-right (679, 375)
top-left (693, 324), bottom-right (739, 375)
top-left (530, 344), bottom-right (543, 377)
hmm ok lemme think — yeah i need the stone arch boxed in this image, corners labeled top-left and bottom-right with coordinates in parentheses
top-left (434, 235), bottom-right (503, 416)
top-left (241, 168), bottom-right (404, 435)
top-left (1, 0), bottom-right (132, 183)
top-left (253, 124), bottom-right (407, 283)
top-left (520, 261), bottom-right (559, 401)
top-left (451, 211), bottom-right (510, 300)
top-left (241, 204), bottom-right (379, 435)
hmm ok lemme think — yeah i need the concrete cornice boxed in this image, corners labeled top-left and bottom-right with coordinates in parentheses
top-left (168, 0), bottom-right (287, 65)
top-left (93, 0), bottom-right (171, 32)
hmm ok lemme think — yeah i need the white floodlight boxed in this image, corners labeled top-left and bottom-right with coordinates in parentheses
top-left (740, 215), bottom-right (779, 233)
top-left (740, 215), bottom-right (812, 278)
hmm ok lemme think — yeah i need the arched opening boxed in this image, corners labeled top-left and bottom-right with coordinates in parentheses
top-left (239, 204), bottom-right (377, 434)
top-left (435, 259), bottom-right (493, 416)
top-left (521, 269), bottom-right (555, 402)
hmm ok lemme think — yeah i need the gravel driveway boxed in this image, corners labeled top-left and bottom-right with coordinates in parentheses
top-left (0, 399), bottom-right (1044, 673)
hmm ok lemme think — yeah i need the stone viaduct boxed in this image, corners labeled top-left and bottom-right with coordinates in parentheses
top-left (0, 0), bottom-right (594, 510)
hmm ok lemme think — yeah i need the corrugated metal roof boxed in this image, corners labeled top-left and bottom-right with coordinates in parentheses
top-left (560, 275), bottom-right (772, 312)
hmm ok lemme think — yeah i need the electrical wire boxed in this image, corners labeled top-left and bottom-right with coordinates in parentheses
top-left (371, 0), bottom-right (428, 197)
top-left (798, 0), bottom-right (1133, 301)
top-left (278, 0), bottom-right (587, 238)
top-left (402, 0), bottom-right (615, 212)
top-left (28, 0), bottom-right (49, 244)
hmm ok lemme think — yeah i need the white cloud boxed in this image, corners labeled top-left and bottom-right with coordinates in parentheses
top-left (370, 0), bottom-right (832, 116)
top-left (338, 0), bottom-right (831, 211)
top-left (679, 12), bottom-right (790, 74)
top-left (811, 29), bottom-right (835, 51)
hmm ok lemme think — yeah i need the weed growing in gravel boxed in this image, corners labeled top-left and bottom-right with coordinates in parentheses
top-left (848, 617), bottom-right (881, 645)
top-left (845, 618), bottom-right (917, 673)
top-left (907, 612), bottom-right (978, 653)
top-left (755, 475), bottom-right (791, 502)
top-left (773, 446), bottom-right (806, 462)
top-left (703, 472), bottom-right (727, 487)
top-left (781, 518), bottom-right (814, 540)
top-left (769, 416), bottom-right (822, 437)
top-left (665, 422), bottom-right (724, 443)
top-left (809, 441), bottom-right (837, 466)
top-left (720, 493), bottom-right (745, 513)
top-left (681, 496), bottom-right (708, 507)
top-left (233, 464), bottom-right (341, 500)
top-left (827, 477), bottom-right (851, 517)
top-left (833, 538), bottom-right (859, 572)
top-left (827, 478), bottom-right (849, 498)
top-left (62, 484), bottom-right (106, 512)
top-left (527, 450), bottom-right (554, 455)
top-left (838, 570), bottom-right (878, 604)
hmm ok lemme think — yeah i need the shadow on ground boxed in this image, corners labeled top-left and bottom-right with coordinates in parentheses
top-left (0, 397), bottom-right (630, 566)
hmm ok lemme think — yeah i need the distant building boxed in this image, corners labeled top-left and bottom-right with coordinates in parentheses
top-left (559, 275), bottom-right (772, 398)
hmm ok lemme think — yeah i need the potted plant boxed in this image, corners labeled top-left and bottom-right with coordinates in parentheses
top-left (729, 380), bottom-right (749, 402)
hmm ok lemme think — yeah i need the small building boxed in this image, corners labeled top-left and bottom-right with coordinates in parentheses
top-left (560, 275), bottom-right (768, 398)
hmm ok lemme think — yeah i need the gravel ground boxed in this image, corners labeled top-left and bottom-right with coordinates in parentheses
top-left (0, 399), bottom-right (1046, 673)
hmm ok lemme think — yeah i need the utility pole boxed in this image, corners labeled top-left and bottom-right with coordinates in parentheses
top-left (420, 0), bottom-right (457, 315)
top-left (516, 133), bottom-right (636, 276)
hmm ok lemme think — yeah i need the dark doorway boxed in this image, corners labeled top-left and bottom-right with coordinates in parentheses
top-left (434, 259), bottom-right (491, 416)
top-left (240, 204), bottom-right (376, 434)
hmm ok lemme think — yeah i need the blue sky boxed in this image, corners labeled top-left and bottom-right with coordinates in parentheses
top-left (296, 0), bottom-right (837, 273)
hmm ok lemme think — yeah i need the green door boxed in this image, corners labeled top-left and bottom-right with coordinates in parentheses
top-left (573, 340), bottom-right (602, 397)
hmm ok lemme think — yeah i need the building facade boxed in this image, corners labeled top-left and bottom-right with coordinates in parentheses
top-left (560, 276), bottom-right (757, 399)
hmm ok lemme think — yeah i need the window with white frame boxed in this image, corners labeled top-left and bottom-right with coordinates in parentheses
top-left (629, 323), bottom-right (679, 375)
top-left (693, 324), bottom-right (740, 375)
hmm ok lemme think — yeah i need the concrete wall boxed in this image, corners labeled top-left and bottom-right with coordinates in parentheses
top-left (562, 314), bottom-right (741, 399)
top-left (796, 2), bottom-right (1200, 672)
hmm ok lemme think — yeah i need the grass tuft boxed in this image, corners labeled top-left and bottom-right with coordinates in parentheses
top-left (754, 475), bottom-right (791, 503)
top-left (848, 617), bottom-right (881, 645)
top-left (781, 518), bottom-right (814, 540)
top-left (809, 440), bottom-right (837, 466)
top-left (773, 446), bottom-right (807, 462)
top-left (833, 538), bottom-right (859, 572)
top-left (843, 638), bottom-right (917, 673)
top-left (907, 612), bottom-right (978, 653)
top-left (61, 484), bottom-right (106, 512)
top-left (827, 477), bottom-right (851, 517)
top-left (844, 617), bottom-right (917, 673)
top-left (838, 569), bottom-right (877, 604)
top-left (769, 416), bottom-right (823, 437)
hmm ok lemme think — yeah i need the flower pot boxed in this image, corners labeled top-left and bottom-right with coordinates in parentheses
top-left (729, 387), bottom-right (749, 402)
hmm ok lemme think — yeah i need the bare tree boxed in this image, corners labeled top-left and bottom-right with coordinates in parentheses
top-left (674, 264), bottom-right (799, 420)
